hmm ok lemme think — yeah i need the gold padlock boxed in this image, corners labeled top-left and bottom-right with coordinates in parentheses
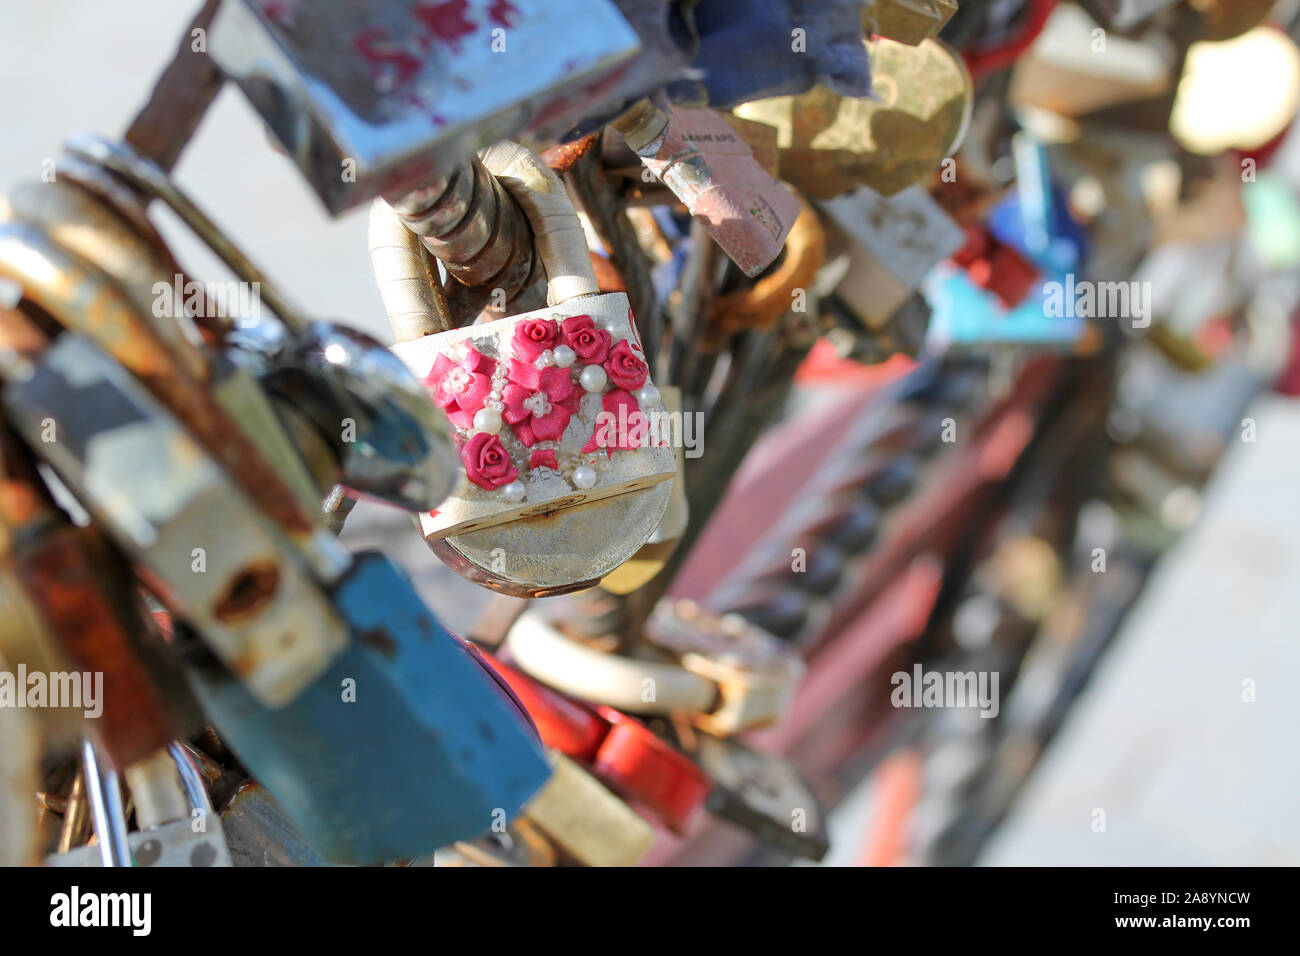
top-left (521, 751), bottom-right (656, 867)
top-left (734, 35), bottom-right (973, 199)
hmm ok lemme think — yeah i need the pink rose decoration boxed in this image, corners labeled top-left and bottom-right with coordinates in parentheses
top-left (604, 339), bottom-right (649, 391)
top-left (529, 449), bottom-right (558, 471)
top-left (502, 359), bottom-right (579, 446)
top-left (512, 317), bottom-right (561, 362)
top-left (462, 432), bottom-right (518, 490)
top-left (426, 346), bottom-right (495, 430)
top-left (582, 390), bottom-right (648, 454)
top-left (561, 314), bottom-right (611, 365)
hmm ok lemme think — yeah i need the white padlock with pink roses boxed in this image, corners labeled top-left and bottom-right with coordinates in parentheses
top-left (391, 293), bottom-right (676, 540)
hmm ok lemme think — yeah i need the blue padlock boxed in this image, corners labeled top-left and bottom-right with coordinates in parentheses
top-left (181, 552), bottom-right (551, 864)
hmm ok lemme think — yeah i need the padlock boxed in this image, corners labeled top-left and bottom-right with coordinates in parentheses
top-left (485, 653), bottom-right (711, 832)
top-left (865, 0), bottom-right (959, 46)
top-left (388, 141), bottom-right (677, 594)
top-left (0, 210), bottom-right (340, 574)
top-left (59, 134), bottom-right (461, 514)
top-left (178, 549), bottom-right (551, 864)
top-left (641, 599), bottom-right (805, 735)
top-left (1008, 3), bottom-right (1176, 121)
top-left (818, 184), bottom-right (966, 340)
top-left (520, 751), bottom-right (656, 867)
top-left (948, 226), bottom-right (1041, 310)
top-left (691, 734), bottom-right (831, 861)
top-left (219, 780), bottom-right (341, 868)
top-left (0, 650), bottom-right (39, 866)
top-left (734, 34), bottom-right (973, 199)
top-left (506, 602), bottom-right (803, 736)
top-left (43, 738), bottom-right (133, 867)
top-left (48, 743), bottom-right (233, 867)
top-left (610, 100), bottom-right (802, 276)
top-left (0, 509), bottom-right (85, 749)
top-left (0, 422), bottom-right (196, 768)
top-left (207, 0), bottom-right (642, 215)
top-left (232, 316), bottom-right (464, 511)
top-left (0, 333), bottom-right (351, 709)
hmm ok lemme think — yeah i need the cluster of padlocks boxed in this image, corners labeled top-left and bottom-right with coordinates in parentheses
top-left (0, 0), bottom-right (1290, 867)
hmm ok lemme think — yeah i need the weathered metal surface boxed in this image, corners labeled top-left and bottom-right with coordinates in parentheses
top-left (208, 0), bottom-right (642, 214)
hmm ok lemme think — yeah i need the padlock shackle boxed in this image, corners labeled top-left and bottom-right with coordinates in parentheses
top-left (479, 141), bottom-right (600, 307)
top-left (81, 738), bottom-right (132, 867)
top-left (124, 743), bottom-right (215, 831)
top-left (506, 613), bottom-right (717, 716)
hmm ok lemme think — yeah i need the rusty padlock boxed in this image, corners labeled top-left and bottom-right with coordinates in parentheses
top-left (0, 330), bottom-right (351, 710)
top-left (0, 420), bottom-right (196, 769)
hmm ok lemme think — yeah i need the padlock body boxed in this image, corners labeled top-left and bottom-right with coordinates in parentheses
top-left (184, 552), bottom-right (550, 864)
top-left (391, 293), bottom-right (675, 539)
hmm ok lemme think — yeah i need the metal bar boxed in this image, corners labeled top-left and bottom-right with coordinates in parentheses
top-left (81, 739), bottom-right (133, 867)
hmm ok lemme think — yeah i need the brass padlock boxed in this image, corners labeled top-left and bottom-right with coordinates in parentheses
top-left (388, 142), bottom-right (677, 595)
top-left (734, 35), bottom-right (973, 199)
top-left (521, 751), bottom-right (656, 867)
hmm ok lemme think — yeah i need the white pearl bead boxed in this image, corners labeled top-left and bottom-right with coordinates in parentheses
top-left (635, 385), bottom-right (661, 407)
top-left (579, 365), bottom-right (608, 392)
top-left (473, 407), bottom-right (503, 434)
top-left (535, 350), bottom-right (556, 369)
top-left (553, 344), bottom-right (576, 368)
top-left (573, 466), bottom-right (597, 490)
top-left (605, 318), bottom-right (629, 338)
top-left (501, 480), bottom-right (526, 502)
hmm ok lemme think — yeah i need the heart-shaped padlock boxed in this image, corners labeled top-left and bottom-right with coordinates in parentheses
top-left (387, 142), bottom-right (677, 596)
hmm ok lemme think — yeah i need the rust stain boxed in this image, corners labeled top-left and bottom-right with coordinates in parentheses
top-left (212, 562), bottom-right (280, 624)
top-left (541, 133), bottom-right (601, 173)
top-left (356, 626), bottom-right (398, 657)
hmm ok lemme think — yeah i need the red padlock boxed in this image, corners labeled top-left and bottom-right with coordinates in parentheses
top-left (950, 226), bottom-right (1041, 310)
top-left (484, 653), bottom-right (711, 833)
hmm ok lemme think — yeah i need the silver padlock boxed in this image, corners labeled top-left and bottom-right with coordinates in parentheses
top-left (0, 333), bottom-right (351, 709)
top-left (48, 743), bottom-right (232, 867)
top-left (60, 134), bottom-right (461, 515)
